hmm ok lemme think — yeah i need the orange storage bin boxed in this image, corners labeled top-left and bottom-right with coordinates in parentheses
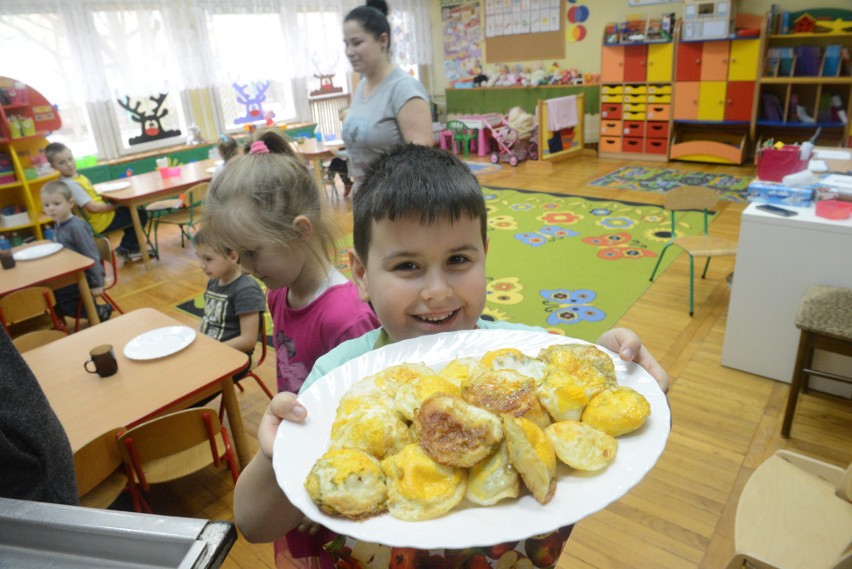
top-left (623, 137), bottom-right (644, 153)
top-left (647, 104), bottom-right (671, 120)
top-left (599, 136), bottom-right (623, 153)
top-left (623, 121), bottom-right (645, 137)
top-left (645, 139), bottom-right (668, 155)
top-left (601, 103), bottom-right (622, 119)
top-left (600, 120), bottom-right (622, 136)
top-left (646, 121), bottom-right (669, 139)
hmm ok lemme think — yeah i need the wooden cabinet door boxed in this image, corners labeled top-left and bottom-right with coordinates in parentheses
top-left (700, 41), bottom-right (730, 81)
top-left (698, 81), bottom-right (727, 121)
top-left (624, 45), bottom-right (648, 83)
top-left (728, 39), bottom-right (760, 81)
top-left (676, 42), bottom-right (703, 81)
top-left (647, 42), bottom-right (673, 83)
top-left (674, 82), bottom-right (700, 120)
top-left (724, 81), bottom-right (755, 121)
top-left (601, 45), bottom-right (625, 83)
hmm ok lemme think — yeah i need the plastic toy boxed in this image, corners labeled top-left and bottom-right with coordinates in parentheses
top-left (484, 107), bottom-right (538, 167)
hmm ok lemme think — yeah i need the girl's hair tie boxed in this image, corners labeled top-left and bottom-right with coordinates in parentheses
top-left (249, 140), bottom-right (270, 154)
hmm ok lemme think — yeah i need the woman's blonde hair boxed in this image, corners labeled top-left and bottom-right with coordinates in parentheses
top-left (203, 129), bottom-right (338, 264)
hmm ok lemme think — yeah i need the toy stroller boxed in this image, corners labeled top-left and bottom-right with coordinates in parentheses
top-left (485, 107), bottom-right (538, 166)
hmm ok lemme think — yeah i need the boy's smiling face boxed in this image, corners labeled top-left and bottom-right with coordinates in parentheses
top-left (350, 214), bottom-right (488, 344)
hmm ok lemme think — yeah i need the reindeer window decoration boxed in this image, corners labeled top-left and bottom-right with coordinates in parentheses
top-left (232, 81), bottom-right (270, 125)
top-left (116, 93), bottom-right (182, 146)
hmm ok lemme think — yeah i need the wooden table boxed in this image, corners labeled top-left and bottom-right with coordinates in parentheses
top-left (22, 307), bottom-right (252, 468)
top-left (1, 241), bottom-right (99, 326)
top-left (291, 138), bottom-right (340, 191)
top-left (95, 160), bottom-right (216, 269)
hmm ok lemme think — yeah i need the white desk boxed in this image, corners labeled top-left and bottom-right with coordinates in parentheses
top-left (721, 202), bottom-right (852, 396)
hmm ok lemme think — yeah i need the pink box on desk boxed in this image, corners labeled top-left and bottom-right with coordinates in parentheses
top-left (757, 146), bottom-right (807, 182)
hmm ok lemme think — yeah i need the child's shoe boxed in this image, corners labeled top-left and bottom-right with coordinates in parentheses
top-left (96, 303), bottom-right (113, 322)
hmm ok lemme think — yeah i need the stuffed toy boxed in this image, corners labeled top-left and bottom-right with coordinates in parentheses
top-left (185, 124), bottom-right (205, 145)
top-left (530, 62), bottom-right (548, 86)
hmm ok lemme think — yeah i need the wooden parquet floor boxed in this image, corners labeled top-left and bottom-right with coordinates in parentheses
top-left (102, 152), bottom-right (851, 569)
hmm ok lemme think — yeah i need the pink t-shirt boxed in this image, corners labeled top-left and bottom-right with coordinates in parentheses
top-left (267, 281), bottom-right (379, 395)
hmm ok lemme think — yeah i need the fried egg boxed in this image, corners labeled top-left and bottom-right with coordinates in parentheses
top-left (415, 393), bottom-right (503, 468)
top-left (462, 369), bottom-right (551, 429)
top-left (304, 448), bottom-right (388, 519)
top-left (439, 357), bottom-right (487, 388)
top-left (545, 421), bottom-right (617, 471)
top-left (536, 370), bottom-right (590, 422)
top-left (394, 374), bottom-right (460, 422)
top-left (329, 406), bottom-right (413, 459)
top-left (581, 385), bottom-right (651, 437)
top-left (381, 443), bottom-right (467, 521)
top-left (501, 415), bottom-right (557, 504)
top-left (465, 439), bottom-right (519, 506)
top-left (486, 350), bottom-right (550, 386)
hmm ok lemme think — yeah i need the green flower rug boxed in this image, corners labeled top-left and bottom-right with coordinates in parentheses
top-left (178, 188), bottom-right (707, 344)
top-left (590, 165), bottom-right (751, 202)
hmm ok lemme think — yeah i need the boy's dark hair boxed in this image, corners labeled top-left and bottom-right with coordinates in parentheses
top-left (345, 0), bottom-right (392, 51)
top-left (44, 142), bottom-right (71, 164)
top-left (353, 144), bottom-right (486, 264)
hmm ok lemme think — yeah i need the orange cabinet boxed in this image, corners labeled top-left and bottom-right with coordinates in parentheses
top-left (647, 104), bottom-right (671, 121)
top-left (674, 82), bottom-right (700, 120)
top-left (599, 136), bottom-right (622, 153)
top-left (601, 45), bottom-right (625, 83)
top-left (600, 120), bottom-right (622, 136)
top-left (700, 41), bottom-right (730, 81)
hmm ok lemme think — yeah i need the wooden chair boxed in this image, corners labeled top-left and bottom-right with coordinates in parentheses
top-left (73, 428), bottom-right (148, 512)
top-left (725, 449), bottom-right (852, 569)
top-left (75, 206), bottom-right (158, 260)
top-left (219, 312), bottom-right (274, 422)
top-left (781, 285), bottom-right (852, 438)
top-left (74, 237), bottom-right (125, 332)
top-left (0, 286), bottom-right (67, 338)
top-left (151, 182), bottom-right (208, 251)
top-left (116, 408), bottom-right (239, 509)
top-left (648, 186), bottom-right (738, 316)
top-left (11, 329), bottom-right (67, 352)
top-left (446, 120), bottom-right (477, 159)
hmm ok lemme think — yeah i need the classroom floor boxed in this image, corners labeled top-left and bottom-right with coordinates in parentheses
top-left (98, 151), bottom-right (852, 569)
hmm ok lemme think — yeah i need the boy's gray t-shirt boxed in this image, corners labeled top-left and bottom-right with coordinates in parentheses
top-left (200, 275), bottom-right (265, 351)
top-left (341, 67), bottom-right (428, 185)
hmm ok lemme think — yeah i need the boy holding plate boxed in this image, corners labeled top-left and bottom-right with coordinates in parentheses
top-left (234, 144), bottom-right (669, 568)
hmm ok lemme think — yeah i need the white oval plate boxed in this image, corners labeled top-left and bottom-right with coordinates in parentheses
top-left (273, 329), bottom-right (670, 549)
top-left (123, 326), bottom-right (197, 361)
top-left (97, 181), bottom-right (131, 193)
top-left (13, 242), bottom-right (63, 261)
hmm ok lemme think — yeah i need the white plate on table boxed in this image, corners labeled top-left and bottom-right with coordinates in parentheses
top-left (325, 139), bottom-right (345, 147)
top-left (273, 329), bottom-right (670, 549)
top-left (97, 181), bottom-right (131, 193)
top-left (205, 160), bottom-right (224, 174)
top-left (13, 242), bottom-right (63, 261)
top-left (123, 326), bottom-right (197, 361)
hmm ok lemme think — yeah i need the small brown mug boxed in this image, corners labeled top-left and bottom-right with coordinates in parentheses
top-left (84, 344), bottom-right (118, 377)
top-left (0, 251), bottom-right (15, 270)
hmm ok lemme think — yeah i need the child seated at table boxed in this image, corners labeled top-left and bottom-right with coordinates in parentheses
top-left (44, 142), bottom-right (148, 259)
top-left (40, 181), bottom-right (112, 323)
top-left (192, 227), bottom-right (265, 379)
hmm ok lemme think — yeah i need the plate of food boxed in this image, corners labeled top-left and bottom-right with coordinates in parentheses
top-left (123, 326), bottom-right (196, 361)
top-left (273, 329), bottom-right (670, 549)
top-left (97, 181), bottom-right (131, 193)
top-left (13, 242), bottom-right (63, 261)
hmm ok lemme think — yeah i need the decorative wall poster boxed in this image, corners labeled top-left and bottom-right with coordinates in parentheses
top-left (232, 81), bottom-right (270, 125)
top-left (485, 0), bottom-right (561, 38)
top-left (441, 1), bottom-right (484, 85)
top-left (566, 0), bottom-right (589, 42)
top-left (116, 93), bottom-right (181, 146)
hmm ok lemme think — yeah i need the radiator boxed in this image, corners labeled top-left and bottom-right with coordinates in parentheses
top-left (309, 94), bottom-right (350, 138)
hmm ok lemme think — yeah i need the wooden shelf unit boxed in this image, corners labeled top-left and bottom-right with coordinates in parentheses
top-left (0, 77), bottom-right (62, 241)
top-left (598, 39), bottom-right (675, 162)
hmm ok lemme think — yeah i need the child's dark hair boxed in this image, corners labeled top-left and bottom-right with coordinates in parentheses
top-left (345, 0), bottom-right (392, 52)
top-left (204, 128), bottom-right (338, 264)
top-left (217, 135), bottom-right (240, 162)
top-left (44, 142), bottom-right (71, 164)
top-left (352, 144), bottom-right (486, 264)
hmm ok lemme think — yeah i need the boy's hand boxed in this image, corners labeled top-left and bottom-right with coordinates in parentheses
top-left (258, 392), bottom-right (307, 460)
top-left (597, 327), bottom-right (669, 393)
top-left (91, 287), bottom-right (104, 297)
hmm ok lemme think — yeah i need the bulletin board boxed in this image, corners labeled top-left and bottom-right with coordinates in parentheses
top-left (484, 0), bottom-right (564, 63)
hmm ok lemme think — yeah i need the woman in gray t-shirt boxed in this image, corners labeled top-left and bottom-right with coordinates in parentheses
top-left (340, 1), bottom-right (434, 192)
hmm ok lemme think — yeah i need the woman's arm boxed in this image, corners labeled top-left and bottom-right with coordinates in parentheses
top-left (397, 98), bottom-right (435, 147)
top-left (233, 393), bottom-right (307, 542)
top-left (225, 311), bottom-right (260, 353)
